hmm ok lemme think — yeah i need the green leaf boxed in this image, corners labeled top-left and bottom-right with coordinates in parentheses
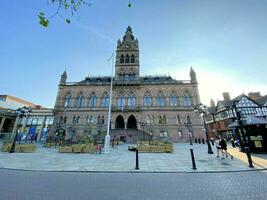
top-left (38, 13), bottom-right (49, 27)
top-left (66, 19), bottom-right (71, 24)
top-left (128, 3), bottom-right (132, 8)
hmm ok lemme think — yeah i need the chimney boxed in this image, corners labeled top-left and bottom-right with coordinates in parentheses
top-left (210, 99), bottom-right (215, 107)
top-left (222, 92), bottom-right (231, 101)
top-left (248, 92), bottom-right (261, 100)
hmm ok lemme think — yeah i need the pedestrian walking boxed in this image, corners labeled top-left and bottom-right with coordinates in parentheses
top-left (214, 136), bottom-right (222, 158)
top-left (219, 138), bottom-right (233, 159)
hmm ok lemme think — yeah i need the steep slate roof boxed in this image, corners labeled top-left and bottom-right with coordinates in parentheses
top-left (70, 76), bottom-right (189, 86)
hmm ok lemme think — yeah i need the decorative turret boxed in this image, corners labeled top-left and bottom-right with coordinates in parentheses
top-left (190, 67), bottom-right (197, 83)
top-left (117, 26), bottom-right (139, 51)
top-left (59, 70), bottom-right (67, 85)
top-left (115, 26), bottom-right (140, 81)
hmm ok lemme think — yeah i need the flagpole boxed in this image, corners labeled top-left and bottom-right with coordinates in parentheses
top-left (104, 52), bottom-right (114, 153)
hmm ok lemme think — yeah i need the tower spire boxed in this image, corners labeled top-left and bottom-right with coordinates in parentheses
top-left (190, 67), bottom-right (197, 83)
top-left (59, 69), bottom-right (67, 85)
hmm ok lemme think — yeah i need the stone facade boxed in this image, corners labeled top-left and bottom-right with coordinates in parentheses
top-left (52, 26), bottom-right (205, 143)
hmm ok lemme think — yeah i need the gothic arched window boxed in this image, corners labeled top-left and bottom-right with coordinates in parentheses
top-left (146, 116), bottom-right (150, 124)
top-left (120, 55), bottom-right (125, 63)
top-left (72, 116), bottom-right (76, 124)
top-left (131, 54), bottom-right (135, 63)
top-left (159, 116), bottom-right (163, 124)
top-left (101, 93), bottom-right (109, 108)
top-left (63, 116), bottom-right (67, 123)
top-left (117, 96), bottom-right (125, 108)
top-left (128, 94), bottom-right (136, 107)
top-left (162, 115), bottom-right (167, 124)
top-left (76, 93), bottom-right (84, 108)
top-left (151, 115), bottom-right (155, 124)
top-left (170, 92), bottom-right (178, 106)
top-left (129, 74), bottom-right (136, 81)
top-left (144, 92), bottom-right (152, 106)
top-left (89, 93), bottom-right (97, 108)
top-left (64, 94), bottom-right (72, 108)
top-left (125, 54), bottom-right (130, 63)
top-left (184, 91), bottom-right (192, 107)
top-left (157, 92), bottom-right (166, 106)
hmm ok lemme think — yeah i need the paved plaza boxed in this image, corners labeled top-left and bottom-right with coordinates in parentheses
top-left (0, 142), bottom-right (266, 172)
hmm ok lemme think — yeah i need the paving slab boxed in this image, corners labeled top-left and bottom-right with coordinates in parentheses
top-left (0, 142), bottom-right (266, 172)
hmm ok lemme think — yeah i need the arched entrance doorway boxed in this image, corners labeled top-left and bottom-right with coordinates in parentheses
top-left (127, 115), bottom-right (137, 129)
top-left (115, 115), bottom-right (125, 129)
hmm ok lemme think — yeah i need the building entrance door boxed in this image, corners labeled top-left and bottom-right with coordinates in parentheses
top-left (115, 115), bottom-right (125, 129)
top-left (127, 115), bottom-right (137, 129)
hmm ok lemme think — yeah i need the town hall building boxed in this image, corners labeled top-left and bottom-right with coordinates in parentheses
top-left (52, 26), bottom-right (205, 143)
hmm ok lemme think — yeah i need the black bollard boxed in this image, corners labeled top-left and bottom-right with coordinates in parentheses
top-left (231, 139), bottom-right (235, 148)
top-left (112, 139), bottom-right (114, 148)
top-left (245, 147), bottom-right (254, 168)
top-left (198, 138), bottom-right (201, 144)
top-left (135, 149), bottom-right (139, 170)
top-left (190, 149), bottom-right (197, 170)
top-left (211, 139), bottom-right (214, 146)
top-left (9, 135), bottom-right (17, 153)
top-left (202, 139), bottom-right (205, 144)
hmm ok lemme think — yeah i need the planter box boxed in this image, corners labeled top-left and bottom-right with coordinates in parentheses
top-left (82, 145), bottom-right (96, 153)
top-left (165, 144), bottom-right (174, 153)
top-left (150, 145), bottom-right (165, 153)
top-left (59, 146), bottom-right (73, 153)
top-left (46, 143), bottom-right (55, 148)
top-left (138, 145), bottom-right (150, 153)
top-left (72, 144), bottom-right (83, 153)
top-left (19, 144), bottom-right (36, 153)
top-left (1, 143), bottom-right (12, 152)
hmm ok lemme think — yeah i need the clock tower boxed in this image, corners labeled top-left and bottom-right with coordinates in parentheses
top-left (115, 26), bottom-right (140, 81)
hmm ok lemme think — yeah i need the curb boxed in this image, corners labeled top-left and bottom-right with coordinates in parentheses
top-left (1, 167), bottom-right (266, 174)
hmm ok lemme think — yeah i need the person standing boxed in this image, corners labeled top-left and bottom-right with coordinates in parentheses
top-left (220, 138), bottom-right (233, 159)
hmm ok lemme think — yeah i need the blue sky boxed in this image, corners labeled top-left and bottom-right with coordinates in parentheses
top-left (0, 0), bottom-right (267, 107)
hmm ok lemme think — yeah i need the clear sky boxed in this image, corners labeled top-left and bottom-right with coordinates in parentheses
top-left (1, 0), bottom-right (267, 107)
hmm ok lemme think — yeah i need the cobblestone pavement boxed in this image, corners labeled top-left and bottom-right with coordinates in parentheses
top-left (0, 169), bottom-right (266, 200)
top-left (0, 143), bottom-right (266, 172)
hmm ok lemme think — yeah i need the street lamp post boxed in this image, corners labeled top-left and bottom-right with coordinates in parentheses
top-left (9, 106), bottom-right (32, 153)
top-left (141, 122), bottom-right (145, 140)
top-left (232, 101), bottom-right (246, 152)
top-left (184, 122), bottom-right (193, 145)
top-left (194, 104), bottom-right (214, 154)
top-left (139, 121), bottom-right (147, 141)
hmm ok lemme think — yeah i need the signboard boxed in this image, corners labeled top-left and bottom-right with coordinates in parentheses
top-left (254, 141), bottom-right (262, 148)
top-left (250, 136), bottom-right (263, 141)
